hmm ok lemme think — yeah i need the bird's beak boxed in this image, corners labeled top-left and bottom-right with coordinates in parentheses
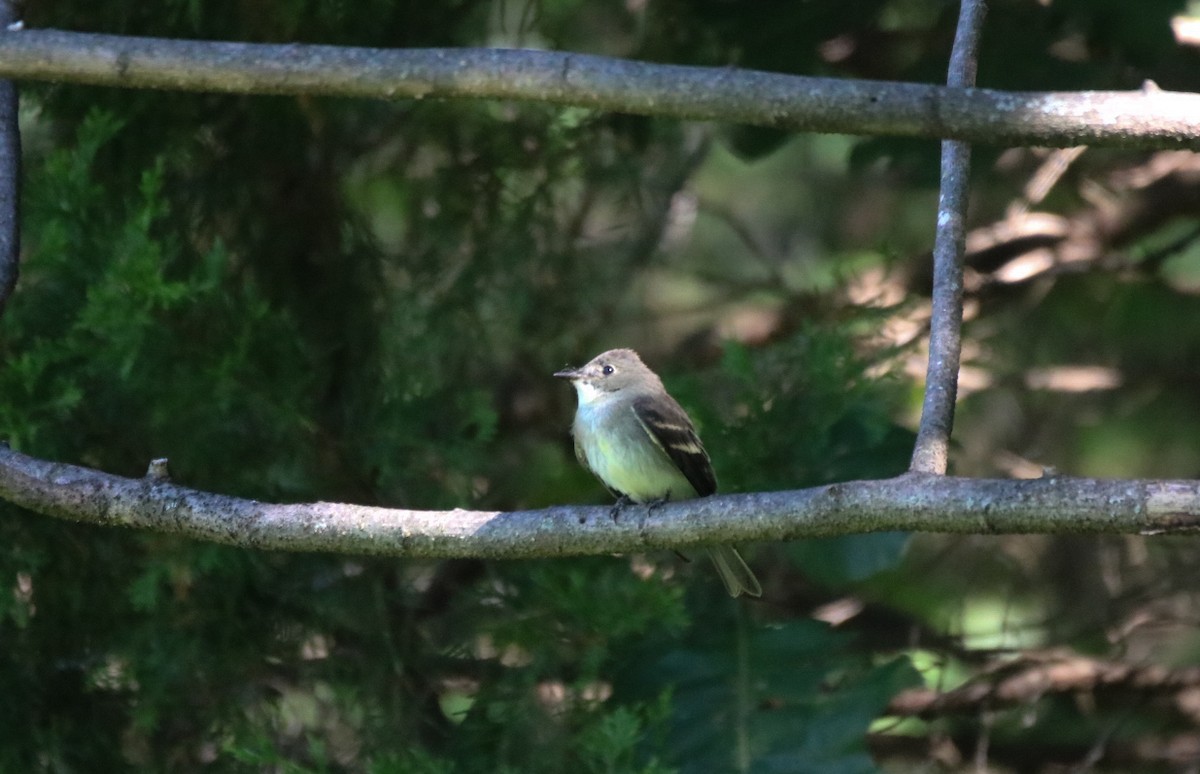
top-left (554, 366), bottom-right (581, 380)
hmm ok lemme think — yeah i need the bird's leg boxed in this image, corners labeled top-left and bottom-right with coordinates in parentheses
top-left (644, 494), bottom-right (690, 561)
top-left (609, 494), bottom-right (633, 523)
top-left (645, 493), bottom-right (685, 557)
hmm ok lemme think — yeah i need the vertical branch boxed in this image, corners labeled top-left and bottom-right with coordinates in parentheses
top-left (909, 0), bottom-right (987, 475)
top-left (0, 4), bottom-right (20, 321)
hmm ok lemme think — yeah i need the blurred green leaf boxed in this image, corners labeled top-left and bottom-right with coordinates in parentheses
top-left (622, 619), bottom-right (919, 773)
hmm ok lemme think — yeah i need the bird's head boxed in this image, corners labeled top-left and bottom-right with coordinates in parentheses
top-left (554, 348), bottom-right (661, 405)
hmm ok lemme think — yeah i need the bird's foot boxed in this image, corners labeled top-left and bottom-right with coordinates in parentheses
top-left (609, 495), bottom-right (634, 523)
top-left (638, 494), bottom-right (675, 535)
top-left (647, 492), bottom-right (671, 516)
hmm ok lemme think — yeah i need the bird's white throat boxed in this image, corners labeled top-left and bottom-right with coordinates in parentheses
top-left (572, 380), bottom-right (606, 406)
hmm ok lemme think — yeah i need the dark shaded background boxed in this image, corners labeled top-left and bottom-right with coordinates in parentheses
top-left (2, 0), bottom-right (1200, 770)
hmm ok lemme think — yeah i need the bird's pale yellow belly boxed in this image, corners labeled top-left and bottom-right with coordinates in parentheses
top-left (575, 405), bottom-right (697, 503)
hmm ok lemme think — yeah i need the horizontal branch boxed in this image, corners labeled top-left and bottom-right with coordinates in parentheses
top-left (3, 445), bottom-right (1200, 558)
top-left (1, 29), bottom-right (1199, 149)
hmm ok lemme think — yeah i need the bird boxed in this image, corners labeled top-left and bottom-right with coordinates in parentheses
top-left (555, 348), bottom-right (762, 598)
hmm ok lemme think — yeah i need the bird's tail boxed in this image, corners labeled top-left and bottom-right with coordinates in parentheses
top-left (706, 545), bottom-right (762, 598)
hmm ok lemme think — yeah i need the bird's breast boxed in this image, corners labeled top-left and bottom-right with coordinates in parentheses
top-left (574, 401), bottom-right (696, 503)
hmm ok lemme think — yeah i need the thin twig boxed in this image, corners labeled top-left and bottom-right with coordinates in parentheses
top-left (1020, 146), bottom-right (1087, 211)
top-left (910, 0), bottom-right (987, 475)
top-left (0, 3), bottom-right (20, 320)
top-left (0, 30), bottom-right (1195, 149)
top-left (888, 653), bottom-right (1200, 719)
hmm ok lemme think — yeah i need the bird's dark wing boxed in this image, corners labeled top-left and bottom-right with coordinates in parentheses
top-left (630, 394), bottom-right (717, 497)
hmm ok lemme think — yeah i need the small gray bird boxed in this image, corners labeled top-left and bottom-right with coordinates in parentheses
top-left (555, 348), bottom-right (762, 598)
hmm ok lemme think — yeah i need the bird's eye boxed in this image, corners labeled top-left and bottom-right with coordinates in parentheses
top-left (602, 364), bottom-right (614, 376)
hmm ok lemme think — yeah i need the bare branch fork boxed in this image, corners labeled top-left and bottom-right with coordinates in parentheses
top-left (0, 28), bottom-right (1197, 150)
top-left (2, 6), bottom-right (1200, 552)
